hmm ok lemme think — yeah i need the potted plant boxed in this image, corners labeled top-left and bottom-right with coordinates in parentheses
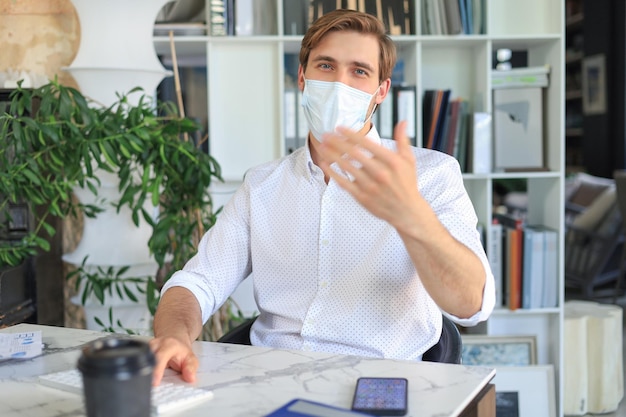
top-left (0, 79), bottom-right (236, 338)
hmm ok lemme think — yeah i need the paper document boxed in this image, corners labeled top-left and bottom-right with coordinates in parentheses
top-left (0, 331), bottom-right (43, 359)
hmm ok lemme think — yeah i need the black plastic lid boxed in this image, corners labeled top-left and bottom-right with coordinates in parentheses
top-left (77, 338), bottom-right (155, 378)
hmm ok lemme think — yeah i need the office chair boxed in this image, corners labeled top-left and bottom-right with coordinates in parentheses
top-left (217, 314), bottom-right (463, 364)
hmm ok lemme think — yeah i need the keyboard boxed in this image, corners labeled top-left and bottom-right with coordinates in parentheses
top-left (38, 369), bottom-right (214, 415)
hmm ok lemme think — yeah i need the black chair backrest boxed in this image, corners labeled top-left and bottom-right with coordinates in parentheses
top-left (217, 314), bottom-right (462, 364)
top-left (422, 315), bottom-right (462, 364)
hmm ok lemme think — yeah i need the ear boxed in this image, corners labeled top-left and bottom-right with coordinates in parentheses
top-left (375, 78), bottom-right (391, 105)
top-left (297, 65), bottom-right (305, 92)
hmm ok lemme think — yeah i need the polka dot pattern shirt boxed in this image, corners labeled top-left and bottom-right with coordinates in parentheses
top-left (162, 126), bottom-right (495, 360)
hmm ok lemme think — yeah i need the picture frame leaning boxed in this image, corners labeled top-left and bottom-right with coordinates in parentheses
top-left (492, 365), bottom-right (557, 417)
top-left (461, 335), bottom-right (537, 366)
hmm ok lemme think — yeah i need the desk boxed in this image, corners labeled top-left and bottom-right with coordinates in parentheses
top-left (0, 324), bottom-right (495, 417)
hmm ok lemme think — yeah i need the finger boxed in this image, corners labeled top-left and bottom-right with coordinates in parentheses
top-left (333, 127), bottom-right (399, 166)
top-left (150, 340), bottom-right (168, 386)
top-left (392, 120), bottom-right (412, 156)
top-left (181, 355), bottom-right (199, 384)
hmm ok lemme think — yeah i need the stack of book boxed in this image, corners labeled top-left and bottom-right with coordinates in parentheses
top-left (489, 212), bottom-right (558, 311)
top-left (309, 0), bottom-right (414, 35)
top-left (422, 90), bottom-right (491, 174)
top-left (421, 0), bottom-right (485, 35)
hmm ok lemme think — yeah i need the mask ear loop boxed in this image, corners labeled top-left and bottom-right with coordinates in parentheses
top-left (364, 85), bottom-right (382, 125)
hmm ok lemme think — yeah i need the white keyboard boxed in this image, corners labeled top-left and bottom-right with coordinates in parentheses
top-left (38, 369), bottom-right (214, 415)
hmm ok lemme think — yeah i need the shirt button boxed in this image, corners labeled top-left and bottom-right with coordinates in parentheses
top-left (320, 281), bottom-right (328, 288)
top-left (321, 239), bottom-right (329, 246)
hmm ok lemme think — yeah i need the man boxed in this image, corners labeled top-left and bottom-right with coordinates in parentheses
top-left (149, 9), bottom-right (495, 385)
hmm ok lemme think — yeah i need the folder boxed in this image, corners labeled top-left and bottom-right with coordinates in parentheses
top-left (284, 88), bottom-right (297, 154)
top-left (392, 85), bottom-right (417, 146)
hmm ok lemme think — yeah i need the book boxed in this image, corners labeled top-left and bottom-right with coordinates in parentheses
top-left (443, 0), bottom-right (463, 35)
top-left (431, 89), bottom-right (451, 150)
top-left (423, 0), bottom-right (438, 34)
top-left (437, 0), bottom-right (449, 34)
top-left (492, 212), bottom-right (524, 310)
top-left (522, 225), bottom-right (545, 309)
top-left (472, 0), bottom-right (485, 34)
top-left (252, 0), bottom-right (277, 35)
top-left (283, 0), bottom-right (309, 35)
top-left (208, 0), bottom-right (230, 36)
top-left (540, 226), bottom-right (558, 308)
top-left (506, 226), bottom-right (523, 310)
top-left (464, 0), bottom-right (474, 34)
top-left (455, 110), bottom-right (471, 172)
top-left (444, 98), bottom-right (462, 156)
top-left (489, 221), bottom-right (504, 308)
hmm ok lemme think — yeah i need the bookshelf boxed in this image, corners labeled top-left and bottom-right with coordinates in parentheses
top-left (154, 0), bottom-right (564, 414)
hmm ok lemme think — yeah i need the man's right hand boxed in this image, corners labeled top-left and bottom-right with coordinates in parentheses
top-left (149, 335), bottom-right (199, 386)
top-left (150, 287), bottom-right (204, 385)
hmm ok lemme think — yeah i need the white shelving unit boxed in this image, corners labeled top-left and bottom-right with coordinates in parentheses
top-left (154, 0), bottom-right (565, 414)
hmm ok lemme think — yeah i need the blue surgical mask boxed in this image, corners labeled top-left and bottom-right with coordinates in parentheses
top-left (301, 78), bottom-right (379, 142)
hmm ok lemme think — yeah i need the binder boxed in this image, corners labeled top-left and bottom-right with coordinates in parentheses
top-left (297, 91), bottom-right (308, 148)
top-left (444, 0), bottom-right (463, 35)
top-left (489, 221), bottom-right (504, 307)
top-left (392, 85), bottom-right (417, 146)
top-left (284, 88), bottom-right (297, 154)
top-left (522, 225), bottom-right (545, 309)
top-left (376, 94), bottom-right (394, 139)
top-left (235, 0), bottom-right (253, 35)
top-left (283, 0), bottom-right (309, 35)
top-left (469, 112), bottom-right (492, 174)
top-left (540, 227), bottom-right (558, 308)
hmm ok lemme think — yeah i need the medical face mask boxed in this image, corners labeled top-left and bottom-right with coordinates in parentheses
top-left (301, 78), bottom-right (379, 142)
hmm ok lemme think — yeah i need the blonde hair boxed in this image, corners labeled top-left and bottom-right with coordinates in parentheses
top-left (299, 9), bottom-right (397, 82)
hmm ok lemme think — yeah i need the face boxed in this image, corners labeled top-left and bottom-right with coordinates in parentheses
top-left (298, 30), bottom-right (390, 111)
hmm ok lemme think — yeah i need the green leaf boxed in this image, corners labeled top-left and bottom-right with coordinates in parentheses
top-left (22, 168), bottom-right (42, 186)
top-left (124, 284), bottom-right (139, 302)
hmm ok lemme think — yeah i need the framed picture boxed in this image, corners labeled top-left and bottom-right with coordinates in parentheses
top-left (461, 335), bottom-right (537, 366)
top-left (493, 365), bottom-right (556, 417)
top-left (582, 54), bottom-right (607, 115)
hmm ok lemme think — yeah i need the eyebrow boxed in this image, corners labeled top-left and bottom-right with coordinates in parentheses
top-left (311, 55), bottom-right (375, 73)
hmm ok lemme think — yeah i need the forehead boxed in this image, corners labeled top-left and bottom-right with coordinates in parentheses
top-left (309, 31), bottom-right (379, 69)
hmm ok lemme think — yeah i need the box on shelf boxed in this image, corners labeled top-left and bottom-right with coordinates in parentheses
top-left (493, 87), bottom-right (545, 172)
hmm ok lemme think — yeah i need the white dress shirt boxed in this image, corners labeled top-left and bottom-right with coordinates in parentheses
top-left (162, 126), bottom-right (495, 360)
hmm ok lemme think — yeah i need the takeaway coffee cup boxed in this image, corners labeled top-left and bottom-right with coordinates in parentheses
top-left (78, 337), bottom-right (155, 417)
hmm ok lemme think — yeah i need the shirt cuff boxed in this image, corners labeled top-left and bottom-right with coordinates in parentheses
top-left (446, 260), bottom-right (496, 327)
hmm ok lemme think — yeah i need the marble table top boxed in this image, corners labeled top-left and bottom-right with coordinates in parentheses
top-left (0, 324), bottom-right (495, 417)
